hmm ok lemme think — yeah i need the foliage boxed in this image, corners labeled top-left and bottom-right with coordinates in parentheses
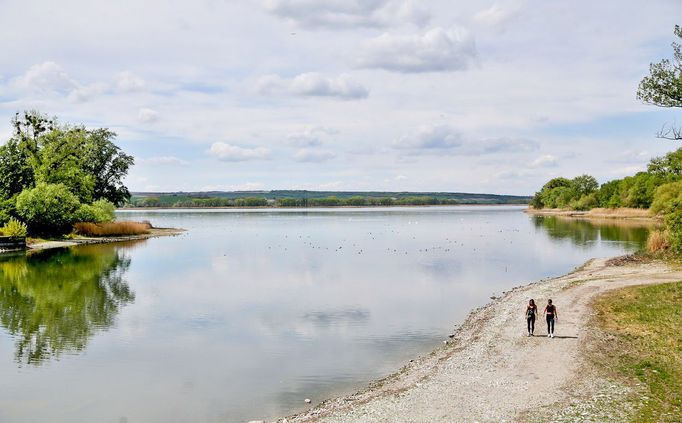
top-left (664, 198), bottom-right (682, 253)
top-left (0, 138), bottom-right (35, 200)
top-left (637, 25), bottom-right (682, 139)
top-left (75, 199), bottom-right (116, 223)
top-left (647, 148), bottom-right (682, 177)
top-left (650, 181), bottom-right (682, 215)
top-left (15, 183), bottom-right (81, 236)
top-left (0, 217), bottom-right (27, 238)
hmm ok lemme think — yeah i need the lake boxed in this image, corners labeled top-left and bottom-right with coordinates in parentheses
top-left (0, 206), bottom-right (651, 422)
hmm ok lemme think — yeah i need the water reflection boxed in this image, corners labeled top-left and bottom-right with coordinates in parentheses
top-left (533, 215), bottom-right (652, 248)
top-left (0, 243), bottom-right (135, 365)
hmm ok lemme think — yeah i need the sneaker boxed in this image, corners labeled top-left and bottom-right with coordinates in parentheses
top-left (531, 332), bottom-right (534, 336)
top-left (551, 333), bottom-right (554, 338)
top-left (527, 332), bottom-right (531, 337)
top-left (547, 334), bottom-right (551, 338)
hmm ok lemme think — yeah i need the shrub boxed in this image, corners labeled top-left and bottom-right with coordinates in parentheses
top-left (570, 193), bottom-right (598, 211)
top-left (650, 181), bottom-right (682, 215)
top-left (0, 217), bottom-right (27, 238)
top-left (73, 221), bottom-right (151, 237)
top-left (75, 199), bottom-right (116, 223)
top-left (15, 183), bottom-right (81, 236)
top-left (664, 199), bottom-right (682, 253)
top-left (647, 229), bottom-right (670, 253)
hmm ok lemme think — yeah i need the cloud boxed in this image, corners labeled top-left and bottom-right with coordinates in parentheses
top-left (138, 108), bottom-right (159, 123)
top-left (293, 148), bottom-right (337, 162)
top-left (12, 61), bottom-right (76, 94)
top-left (209, 142), bottom-right (271, 161)
top-left (257, 73), bottom-right (369, 99)
top-left (286, 126), bottom-right (336, 146)
top-left (264, 0), bottom-right (429, 29)
top-left (200, 182), bottom-right (265, 191)
top-left (529, 154), bottom-right (558, 168)
top-left (116, 71), bottom-right (146, 92)
top-left (608, 149), bottom-right (650, 164)
top-left (139, 156), bottom-right (189, 166)
top-left (393, 125), bottom-right (539, 155)
top-left (358, 27), bottom-right (476, 73)
top-left (473, 1), bottom-right (524, 30)
top-left (393, 125), bottom-right (463, 149)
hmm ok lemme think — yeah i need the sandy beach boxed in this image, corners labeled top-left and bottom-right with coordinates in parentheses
top-left (275, 256), bottom-right (682, 423)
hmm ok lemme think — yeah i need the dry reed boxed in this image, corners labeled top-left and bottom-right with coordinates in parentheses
top-left (74, 221), bottom-right (152, 237)
top-left (646, 229), bottom-right (670, 253)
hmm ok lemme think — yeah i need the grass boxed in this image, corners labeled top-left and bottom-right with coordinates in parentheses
top-left (73, 221), bottom-right (152, 237)
top-left (647, 229), bottom-right (671, 253)
top-left (593, 281), bottom-right (682, 422)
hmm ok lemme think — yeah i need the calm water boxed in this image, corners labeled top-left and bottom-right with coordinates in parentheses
top-left (0, 206), bottom-right (651, 422)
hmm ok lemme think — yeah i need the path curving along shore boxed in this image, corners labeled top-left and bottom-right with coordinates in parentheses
top-left (276, 256), bottom-right (682, 423)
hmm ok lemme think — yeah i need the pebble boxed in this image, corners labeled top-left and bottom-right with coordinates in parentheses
top-left (304, 398), bottom-right (311, 404)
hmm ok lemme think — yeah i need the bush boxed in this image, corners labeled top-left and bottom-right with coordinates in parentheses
top-left (0, 217), bottom-right (27, 237)
top-left (75, 199), bottom-right (116, 223)
top-left (665, 199), bottom-right (682, 253)
top-left (15, 183), bottom-right (81, 236)
top-left (650, 181), bottom-right (682, 215)
top-left (571, 193), bottom-right (598, 211)
top-left (73, 221), bottom-right (151, 237)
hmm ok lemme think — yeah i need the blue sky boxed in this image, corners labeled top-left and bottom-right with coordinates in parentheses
top-left (0, 0), bottom-right (680, 195)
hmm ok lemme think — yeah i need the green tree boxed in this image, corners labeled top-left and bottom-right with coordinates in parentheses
top-left (82, 128), bottom-right (134, 206)
top-left (571, 174), bottom-right (598, 197)
top-left (15, 183), bottom-right (81, 236)
top-left (0, 138), bottom-right (35, 200)
top-left (637, 25), bottom-right (682, 140)
top-left (647, 147), bottom-right (682, 178)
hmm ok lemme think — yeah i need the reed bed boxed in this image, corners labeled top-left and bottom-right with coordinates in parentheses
top-left (646, 229), bottom-right (670, 253)
top-left (74, 221), bottom-right (152, 237)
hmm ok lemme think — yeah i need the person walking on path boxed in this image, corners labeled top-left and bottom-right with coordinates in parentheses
top-left (543, 299), bottom-right (558, 338)
top-left (525, 299), bottom-right (537, 336)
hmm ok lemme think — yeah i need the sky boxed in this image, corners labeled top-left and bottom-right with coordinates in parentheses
top-left (0, 0), bottom-right (680, 195)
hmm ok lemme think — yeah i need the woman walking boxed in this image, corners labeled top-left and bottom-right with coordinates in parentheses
top-left (543, 299), bottom-right (558, 338)
top-left (525, 299), bottom-right (537, 336)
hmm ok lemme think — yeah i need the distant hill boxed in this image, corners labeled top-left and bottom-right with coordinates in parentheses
top-left (127, 190), bottom-right (530, 208)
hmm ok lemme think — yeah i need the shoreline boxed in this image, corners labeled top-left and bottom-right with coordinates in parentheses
top-left (24, 227), bottom-right (185, 252)
top-left (117, 204), bottom-right (527, 211)
top-left (272, 255), bottom-right (682, 423)
top-left (526, 207), bottom-right (661, 223)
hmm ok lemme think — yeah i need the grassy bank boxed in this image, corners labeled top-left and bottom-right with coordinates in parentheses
top-left (526, 207), bottom-right (658, 221)
top-left (592, 281), bottom-right (682, 422)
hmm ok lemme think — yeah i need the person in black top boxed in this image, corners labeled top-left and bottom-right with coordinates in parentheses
top-left (525, 299), bottom-right (537, 336)
top-left (543, 299), bottom-right (558, 338)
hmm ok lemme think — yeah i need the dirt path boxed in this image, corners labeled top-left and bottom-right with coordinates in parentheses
top-left (280, 257), bottom-right (682, 423)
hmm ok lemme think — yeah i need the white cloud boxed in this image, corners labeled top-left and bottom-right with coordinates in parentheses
top-left (116, 71), bottom-right (146, 92)
top-left (139, 156), bottom-right (189, 166)
top-left (138, 108), bottom-right (159, 123)
top-left (209, 142), bottom-right (271, 161)
top-left (473, 1), bottom-right (524, 30)
top-left (393, 125), bottom-right (538, 155)
top-left (529, 154), bottom-right (558, 168)
top-left (257, 73), bottom-right (369, 99)
top-left (393, 125), bottom-right (463, 149)
top-left (286, 126), bottom-right (336, 146)
top-left (358, 27), bottom-right (476, 73)
top-left (293, 148), bottom-right (337, 162)
top-left (12, 61), bottom-right (76, 94)
top-left (264, 0), bottom-right (429, 29)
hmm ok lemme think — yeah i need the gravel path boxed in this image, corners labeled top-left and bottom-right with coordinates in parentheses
top-left (278, 256), bottom-right (682, 423)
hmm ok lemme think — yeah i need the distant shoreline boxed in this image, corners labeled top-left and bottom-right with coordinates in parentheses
top-left (117, 203), bottom-right (528, 211)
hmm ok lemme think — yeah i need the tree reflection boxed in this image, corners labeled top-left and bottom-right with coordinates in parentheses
top-left (0, 244), bottom-right (135, 365)
top-left (533, 216), bottom-right (651, 247)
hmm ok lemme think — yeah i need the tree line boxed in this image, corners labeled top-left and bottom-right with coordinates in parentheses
top-left (532, 25), bottom-right (682, 252)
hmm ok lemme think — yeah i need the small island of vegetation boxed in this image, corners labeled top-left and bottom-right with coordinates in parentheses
top-left (0, 111), bottom-right (157, 246)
